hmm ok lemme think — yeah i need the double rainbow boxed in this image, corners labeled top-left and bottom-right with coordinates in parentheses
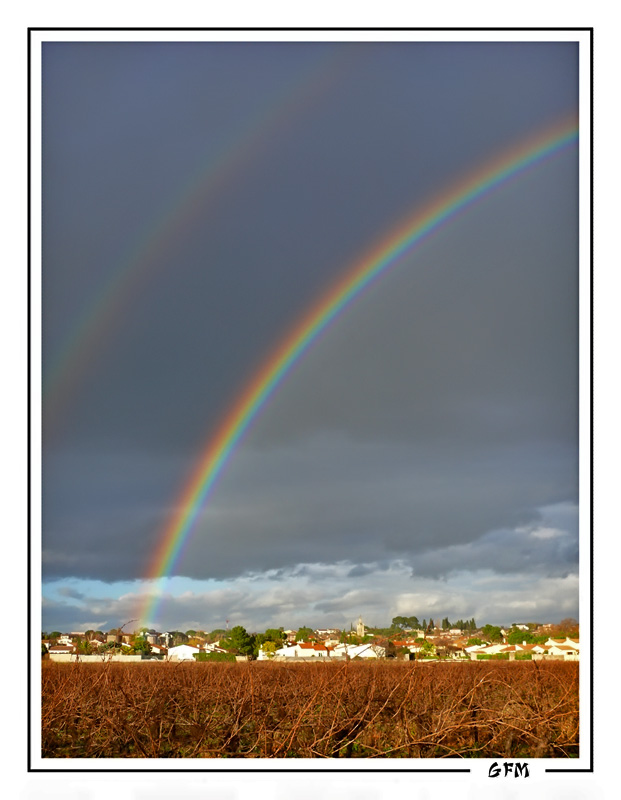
top-left (140, 116), bottom-right (578, 626)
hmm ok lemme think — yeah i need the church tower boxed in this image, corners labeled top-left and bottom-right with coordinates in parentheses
top-left (356, 615), bottom-right (365, 638)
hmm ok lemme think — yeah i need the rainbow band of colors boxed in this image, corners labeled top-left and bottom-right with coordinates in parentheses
top-left (141, 116), bottom-right (578, 626)
top-left (43, 47), bottom-right (357, 430)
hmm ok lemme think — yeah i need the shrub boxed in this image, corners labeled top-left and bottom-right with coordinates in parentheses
top-left (42, 660), bottom-right (579, 758)
top-left (193, 651), bottom-right (236, 662)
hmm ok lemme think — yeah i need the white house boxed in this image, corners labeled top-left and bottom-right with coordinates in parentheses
top-left (48, 644), bottom-right (75, 655)
top-left (299, 642), bottom-right (331, 657)
top-left (315, 630), bottom-right (340, 646)
top-left (466, 643), bottom-right (507, 659)
top-left (272, 644), bottom-right (297, 658)
top-left (202, 642), bottom-right (228, 654)
top-left (515, 643), bottom-right (546, 655)
top-left (545, 637), bottom-right (580, 650)
top-left (332, 643), bottom-right (384, 659)
top-left (353, 644), bottom-right (385, 658)
top-left (545, 641), bottom-right (580, 660)
top-left (271, 643), bottom-right (331, 659)
top-left (167, 644), bottom-right (200, 661)
top-left (257, 645), bottom-right (274, 660)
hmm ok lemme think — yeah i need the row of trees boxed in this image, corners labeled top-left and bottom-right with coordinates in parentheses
top-left (390, 616), bottom-right (478, 632)
top-left (215, 626), bottom-right (284, 658)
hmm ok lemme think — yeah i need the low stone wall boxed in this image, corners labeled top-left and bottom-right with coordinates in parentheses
top-left (270, 655), bottom-right (348, 662)
top-left (532, 654), bottom-right (579, 661)
top-left (48, 654), bottom-right (143, 663)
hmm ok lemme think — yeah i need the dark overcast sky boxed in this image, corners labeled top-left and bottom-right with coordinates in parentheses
top-left (41, 40), bottom-right (580, 633)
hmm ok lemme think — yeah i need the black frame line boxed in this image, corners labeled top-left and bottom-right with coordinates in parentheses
top-left (27, 19), bottom-right (33, 779)
top-left (545, 23), bottom-right (595, 776)
top-left (29, 26), bottom-right (593, 775)
top-left (28, 27), bottom-right (593, 31)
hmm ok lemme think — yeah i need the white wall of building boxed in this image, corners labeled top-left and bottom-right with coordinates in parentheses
top-left (167, 644), bottom-right (200, 661)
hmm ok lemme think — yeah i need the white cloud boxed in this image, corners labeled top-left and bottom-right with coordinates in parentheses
top-left (529, 526), bottom-right (566, 540)
top-left (42, 559), bottom-right (578, 633)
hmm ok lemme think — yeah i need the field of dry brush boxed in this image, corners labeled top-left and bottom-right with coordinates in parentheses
top-left (41, 660), bottom-right (578, 758)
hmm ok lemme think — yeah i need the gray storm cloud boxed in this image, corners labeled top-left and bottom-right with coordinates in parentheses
top-left (41, 41), bottom-right (580, 630)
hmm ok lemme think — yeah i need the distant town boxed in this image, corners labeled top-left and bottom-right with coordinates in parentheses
top-left (42, 615), bottom-right (580, 663)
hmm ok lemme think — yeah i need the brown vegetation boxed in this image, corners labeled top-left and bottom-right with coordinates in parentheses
top-left (41, 660), bottom-right (578, 758)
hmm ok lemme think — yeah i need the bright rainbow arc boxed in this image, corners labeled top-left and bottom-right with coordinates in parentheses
top-left (140, 116), bottom-right (578, 627)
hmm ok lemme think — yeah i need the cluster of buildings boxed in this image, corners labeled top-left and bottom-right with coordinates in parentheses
top-left (463, 637), bottom-right (580, 660)
top-left (41, 632), bottom-right (228, 661)
top-left (389, 635), bottom-right (580, 661)
top-left (42, 618), bottom-right (580, 663)
top-left (257, 640), bottom-right (385, 660)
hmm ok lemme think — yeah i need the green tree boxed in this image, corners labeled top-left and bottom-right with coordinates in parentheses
top-left (131, 636), bottom-right (151, 655)
top-left (185, 629), bottom-right (197, 638)
top-left (391, 615), bottom-right (421, 630)
top-left (507, 629), bottom-right (535, 645)
top-left (265, 628), bottom-right (286, 644)
top-left (254, 628), bottom-right (286, 656)
top-left (41, 642), bottom-right (48, 657)
top-left (260, 641), bottom-right (277, 659)
top-left (295, 626), bottom-right (314, 642)
top-left (454, 618), bottom-right (477, 631)
top-left (482, 624), bottom-right (503, 643)
top-left (419, 639), bottom-right (436, 658)
top-left (220, 625), bottom-right (255, 657)
top-left (50, 631), bottom-right (61, 640)
top-left (441, 617), bottom-right (451, 630)
top-left (339, 630), bottom-right (361, 645)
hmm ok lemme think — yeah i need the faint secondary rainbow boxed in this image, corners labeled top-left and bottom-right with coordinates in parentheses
top-left (43, 45), bottom-right (358, 437)
top-left (140, 115), bottom-right (578, 627)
